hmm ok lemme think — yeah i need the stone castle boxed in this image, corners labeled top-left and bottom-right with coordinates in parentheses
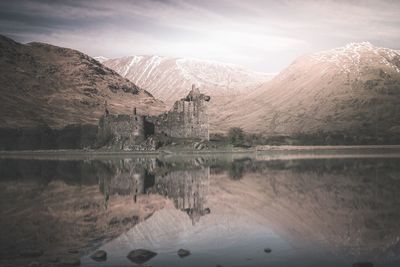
top-left (96, 85), bottom-right (210, 150)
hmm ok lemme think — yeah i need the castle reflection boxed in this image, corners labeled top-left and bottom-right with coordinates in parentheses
top-left (96, 158), bottom-right (211, 224)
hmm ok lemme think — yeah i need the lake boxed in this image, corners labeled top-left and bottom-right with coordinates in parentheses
top-left (1, 149), bottom-right (400, 267)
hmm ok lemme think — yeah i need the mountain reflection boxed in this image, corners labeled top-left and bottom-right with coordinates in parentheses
top-left (1, 154), bottom-right (400, 266)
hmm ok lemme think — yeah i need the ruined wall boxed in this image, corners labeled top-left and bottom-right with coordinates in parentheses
top-left (153, 87), bottom-right (210, 140)
top-left (96, 113), bottom-right (146, 149)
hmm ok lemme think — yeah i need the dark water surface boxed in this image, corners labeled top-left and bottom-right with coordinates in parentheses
top-left (1, 151), bottom-right (400, 267)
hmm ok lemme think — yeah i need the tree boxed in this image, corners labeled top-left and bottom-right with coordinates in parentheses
top-left (228, 127), bottom-right (245, 146)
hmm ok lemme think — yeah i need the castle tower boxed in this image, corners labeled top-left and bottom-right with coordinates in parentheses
top-left (154, 84), bottom-right (211, 140)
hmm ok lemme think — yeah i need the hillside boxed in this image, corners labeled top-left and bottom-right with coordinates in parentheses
top-left (218, 42), bottom-right (400, 142)
top-left (0, 35), bottom-right (165, 129)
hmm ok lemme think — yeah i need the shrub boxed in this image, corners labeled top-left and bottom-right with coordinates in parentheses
top-left (228, 127), bottom-right (245, 146)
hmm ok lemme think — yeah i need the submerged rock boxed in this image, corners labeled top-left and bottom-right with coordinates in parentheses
top-left (177, 249), bottom-right (191, 258)
top-left (90, 250), bottom-right (107, 262)
top-left (59, 256), bottom-right (81, 266)
top-left (264, 248), bottom-right (272, 253)
top-left (127, 249), bottom-right (157, 264)
top-left (19, 249), bottom-right (44, 258)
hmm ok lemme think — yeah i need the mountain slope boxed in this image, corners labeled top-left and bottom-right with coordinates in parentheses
top-left (219, 42), bottom-right (400, 139)
top-left (0, 35), bottom-right (165, 129)
top-left (102, 55), bottom-right (274, 107)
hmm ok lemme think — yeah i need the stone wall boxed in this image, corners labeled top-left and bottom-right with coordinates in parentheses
top-left (153, 86), bottom-right (210, 140)
top-left (96, 113), bottom-right (146, 150)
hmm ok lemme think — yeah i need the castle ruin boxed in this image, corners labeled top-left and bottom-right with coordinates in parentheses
top-left (96, 85), bottom-right (211, 150)
top-left (152, 85), bottom-right (210, 140)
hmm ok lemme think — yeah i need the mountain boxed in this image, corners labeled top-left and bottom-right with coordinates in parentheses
top-left (101, 55), bottom-right (274, 107)
top-left (0, 35), bottom-right (165, 129)
top-left (218, 42), bottom-right (400, 141)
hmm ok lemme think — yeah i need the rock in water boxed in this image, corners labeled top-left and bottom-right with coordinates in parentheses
top-left (177, 249), bottom-right (191, 258)
top-left (264, 248), bottom-right (272, 253)
top-left (127, 249), bottom-right (157, 264)
top-left (90, 250), bottom-right (107, 262)
top-left (19, 249), bottom-right (44, 258)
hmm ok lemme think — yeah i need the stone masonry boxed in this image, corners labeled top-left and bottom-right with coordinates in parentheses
top-left (152, 85), bottom-right (211, 140)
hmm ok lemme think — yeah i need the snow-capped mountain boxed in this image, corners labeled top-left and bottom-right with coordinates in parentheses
top-left (101, 55), bottom-right (275, 107)
top-left (218, 42), bottom-right (400, 138)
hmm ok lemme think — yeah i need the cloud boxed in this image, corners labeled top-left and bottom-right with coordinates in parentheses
top-left (0, 0), bottom-right (399, 72)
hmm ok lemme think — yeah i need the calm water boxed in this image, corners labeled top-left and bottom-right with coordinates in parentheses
top-left (1, 151), bottom-right (400, 267)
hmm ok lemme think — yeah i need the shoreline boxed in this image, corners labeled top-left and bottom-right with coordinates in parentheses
top-left (1, 145), bottom-right (400, 155)
top-left (0, 145), bottom-right (399, 159)
top-left (254, 144), bottom-right (400, 151)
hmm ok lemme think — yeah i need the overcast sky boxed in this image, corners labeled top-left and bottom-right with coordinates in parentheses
top-left (1, 0), bottom-right (400, 72)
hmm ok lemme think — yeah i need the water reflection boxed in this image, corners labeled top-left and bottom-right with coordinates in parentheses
top-left (0, 153), bottom-right (400, 266)
top-left (95, 158), bottom-right (211, 223)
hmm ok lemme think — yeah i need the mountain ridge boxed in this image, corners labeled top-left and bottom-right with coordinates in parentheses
top-left (217, 42), bottom-right (400, 141)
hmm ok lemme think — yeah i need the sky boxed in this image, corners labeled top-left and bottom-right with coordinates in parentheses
top-left (1, 0), bottom-right (400, 72)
